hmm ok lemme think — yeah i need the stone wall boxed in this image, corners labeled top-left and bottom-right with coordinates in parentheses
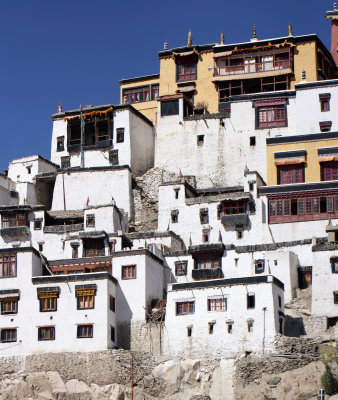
top-left (130, 320), bottom-right (165, 358)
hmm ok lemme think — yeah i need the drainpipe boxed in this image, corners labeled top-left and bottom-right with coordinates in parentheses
top-left (262, 307), bottom-right (267, 354)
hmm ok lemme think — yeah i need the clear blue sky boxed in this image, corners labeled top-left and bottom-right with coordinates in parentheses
top-left (0, 0), bottom-right (334, 172)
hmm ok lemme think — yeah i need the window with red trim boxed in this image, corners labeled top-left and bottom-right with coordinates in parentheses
top-left (177, 61), bottom-right (197, 81)
top-left (319, 121), bottom-right (332, 132)
top-left (278, 164), bottom-right (304, 184)
top-left (122, 265), bottom-right (136, 279)
top-left (258, 105), bottom-right (286, 127)
top-left (321, 161), bottom-right (338, 181)
top-left (218, 200), bottom-right (246, 217)
top-left (176, 301), bottom-right (195, 315)
top-left (319, 94), bottom-right (330, 112)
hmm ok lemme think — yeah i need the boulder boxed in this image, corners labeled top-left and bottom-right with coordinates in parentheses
top-left (65, 379), bottom-right (93, 400)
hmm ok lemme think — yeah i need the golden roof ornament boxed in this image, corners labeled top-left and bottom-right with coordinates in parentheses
top-left (334, 2), bottom-right (337, 10)
top-left (188, 30), bottom-right (192, 46)
top-left (288, 23), bottom-right (293, 36)
top-left (251, 25), bottom-right (258, 42)
top-left (220, 32), bottom-right (224, 45)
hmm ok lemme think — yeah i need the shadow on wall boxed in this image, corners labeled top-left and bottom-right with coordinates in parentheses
top-left (116, 284), bottom-right (133, 349)
top-left (284, 315), bottom-right (307, 337)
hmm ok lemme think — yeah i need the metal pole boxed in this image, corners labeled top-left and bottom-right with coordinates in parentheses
top-left (131, 353), bottom-right (133, 400)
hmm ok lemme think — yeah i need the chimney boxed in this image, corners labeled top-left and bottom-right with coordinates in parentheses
top-left (326, 2), bottom-right (338, 66)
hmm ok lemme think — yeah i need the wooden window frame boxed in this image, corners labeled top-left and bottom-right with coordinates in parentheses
top-left (38, 326), bottom-right (55, 341)
top-left (56, 136), bottom-right (65, 152)
top-left (161, 100), bottom-right (179, 117)
top-left (196, 257), bottom-right (221, 270)
top-left (122, 86), bottom-right (150, 104)
top-left (77, 324), bottom-right (93, 338)
top-left (277, 164), bottom-right (304, 185)
top-left (200, 209), bottom-right (209, 224)
top-left (321, 161), bottom-right (338, 181)
top-left (1, 298), bottom-right (18, 314)
top-left (319, 94), bottom-right (331, 112)
top-left (86, 214), bottom-right (95, 228)
top-left (320, 121), bottom-right (332, 132)
top-left (176, 60), bottom-right (197, 81)
top-left (331, 258), bottom-right (338, 273)
top-left (151, 84), bottom-right (159, 100)
top-left (175, 261), bottom-right (187, 276)
top-left (207, 297), bottom-right (227, 311)
top-left (77, 294), bottom-right (94, 309)
top-left (0, 254), bottom-right (17, 278)
top-left (1, 213), bottom-right (27, 228)
top-left (176, 301), bottom-right (195, 315)
top-left (109, 295), bottom-right (115, 312)
top-left (1, 328), bottom-right (17, 342)
top-left (218, 200), bottom-right (246, 217)
top-left (40, 297), bottom-right (57, 312)
top-left (116, 128), bottom-right (125, 143)
top-left (122, 265), bottom-right (136, 280)
top-left (61, 156), bottom-right (70, 169)
top-left (257, 105), bottom-right (286, 128)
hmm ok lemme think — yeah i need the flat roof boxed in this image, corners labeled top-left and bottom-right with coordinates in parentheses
top-left (119, 73), bottom-right (160, 84)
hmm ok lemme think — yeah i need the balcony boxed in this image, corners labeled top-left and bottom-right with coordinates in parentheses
top-left (214, 59), bottom-right (292, 78)
top-left (43, 223), bottom-right (84, 233)
top-left (192, 268), bottom-right (223, 281)
top-left (0, 226), bottom-right (30, 237)
top-left (221, 213), bottom-right (249, 227)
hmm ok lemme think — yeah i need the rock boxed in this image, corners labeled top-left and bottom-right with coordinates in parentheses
top-left (190, 396), bottom-right (211, 400)
top-left (65, 379), bottom-right (93, 400)
top-left (46, 371), bottom-right (67, 397)
top-left (267, 376), bottom-right (281, 386)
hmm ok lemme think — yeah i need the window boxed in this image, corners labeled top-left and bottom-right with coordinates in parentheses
top-left (1, 213), bottom-right (27, 228)
top-left (161, 100), bottom-right (179, 116)
top-left (247, 293), bottom-right (255, 309)
top-left (197, 135), bottom-right (204, 145)
top-left (202, 231), bottom-right (209, 243)
top-left (334, 291), bottom-right (338, 304)
top-left (57, 136), bottom-right (64, 152)
top-left (83, 238), bottom-right (105, 257)
top-left (176, 301), bottom-right (195, 315)
top-left (196, 258), bottom-right (221, 269)
top-left (122, 265), bottom-right (136, 279)
top-left (86, 214), bottom-right (95, 228)
top-left (174, 188), bottom-right (180, 199)
top-left (207, 297), bottom-right (227, 311)
top-left (123, 86), bottom-right (150, 104)
top-left (319, 94), bottom-right (330, 112)
top-left (38, 243), bottom-right (43, 252)
top-left (255, 260), bottom-right (265, 274)
top-left (171, 209), bottom-right (179, 223)
top-left (175, 261), bottom-right (187, 276)
top-left (38, 326), bottom-right (55, 341)
top-left (26, 166), bottom-right (31, 174)
top-left (109, 295), bottom-right (115, 312)
top-left (208, 322), bottom-right (215, 334)
top-left (332, 259), bottom-right (338, 273)
top-left (247, 320), bottom-right (254, 333)
top-left (40, 297), bottom-right (57, 312)
top-left (257, 105), bottom-right (286, 127)
top-left (250, 136), bottom-right (256, 146)
top-left (1, 298), bottom-right (18, 314)
top-left (218, 200), bottom-right (246, 217)
top-left (151, 84), bottom-right (159, 100)
top-left (320, 121), bottom-right (332, 132)
top-left (321, 161), bottom-right (338, 181)
top-left (278, 164), bottom-right (304, 184)
top-left (116, 128), bottom-right (125, 143)
top-left (177, 60), bottom-right (197, 81)
top-left (187, 326), bottom-right (192, 337)
top-left (77, 324), bottom-right (93, 338)
top-left (227, 323), bottom-right (233, 334)
top-left (278, 295), bottom-right (282, 307)
top-left (71, 243), bottom-right (79, 259)
top-left (0, 254), bottom-right (16, 278)
top-left (34, 219), bottom-right (42, 230)
top-left (200, 209), bottom-right (209, 224)
top-left (61, 156), bottom-right (70, 169)
top-left (237, 230), bottom-right (243, 239)
top-left (1, 328), bottom-right (17, 342)
top-left (111, 326), bottom-right (115, 342)
top-left (109, 150), bottom-right (119, 165)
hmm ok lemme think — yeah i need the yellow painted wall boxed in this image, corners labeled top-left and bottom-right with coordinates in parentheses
top-left (290, 41), bottom-right (318, 88)
top-left (120, 77), bottom-right (160, 124)
top-left (266, 138), bottom-right (338, 185)
top-left (159, 51), bottom-right (219, 113)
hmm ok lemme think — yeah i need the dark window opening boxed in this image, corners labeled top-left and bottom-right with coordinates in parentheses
top-left (116, 128), bottom-right (125, 143)
top-left (197, 135), bottom-right (204, 145)
top-left (332, 259), bottom-right (338, 273)
top-left (320, 121), bottom-right (332, 132)
top-left (218, 200), bottom-right (246, 217)
top-left (208, 323), bottom-right (214, 334)
top-left (175, 261), bottom-right (187, 276)
top-left (110, 295), bottom-right (115, 312)
top-left (334, 291), bottom-right (338, 304)
top-left (278, 295), bottom-right (282, 308)
top-left (247, 321), bottom-right (253, 333)
top-left (174, 189), bottom-right (180, 199)
top-left (34, 220), bottom-right (42, 230)
top-left (171, 210), bottom-right (179, 223)
top-left (279, 318), bottom-right (284, 334)
top-left (61, 157), bottom-right (70, 169)
top-left (327, 317), bottom-right (338, 329)
top-left (161, 100), bottom-right (179, 116)
top-left (255, 260), bottom-right (265, 274)
top-left (227, 323), bottom-right (232, 334)
top-left (57, 136), bottom-right (64, 152)
top-left (202, 232), bottom-right (209, 243)
top-left (84, 122), bottom-right (96, 145)
top-left (250, 136), bottom-right (256, 146)
top-left (237, 230), bottom-right (243, 239)
top-left (38, 243), bottom-right (43, 252)
top-left (177, 59), bottom-right (197, 81)
top-left (109, 150), bottom-right (119, 165)
top-left (247, 293), bottom-right (255, 309)
top-left (83, 238), bottom-right (105, 257)
top-left (77, 324), bottom-right (93, 338)
top-left (1, 328), bottom-right (17, 342)
top-left (38, 326), bottom-right (55, 341)
top-left (111, 326), bottom-right (115, 342)
top-left (86, 214), bottom-right (95, 228)
top-left (200, 209), bottom-right (209, 224)
top-left (249, 182), bottom-right (254, 191)
top-left (187, 326), bottom-right (192, 337)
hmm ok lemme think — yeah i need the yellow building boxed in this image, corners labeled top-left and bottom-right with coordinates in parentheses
top-left (120, 29), bottom-right (336, 123)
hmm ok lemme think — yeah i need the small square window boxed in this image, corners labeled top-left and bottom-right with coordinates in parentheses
top-left (111, 326), bottom-right (115, 342)
top-left (175, 261), bottom-right (187, 276)
top-left (176, 301), bottom-right (195, 315)
top-left (250, 136), bottom-right (256, 146)
top-left (34, 219), bottom-right (42, 230)
top-left (332, 259), bottom-right (338, 273)
top-left (38, 326), bottom-right (55, 341)
top-left (77, 324), bottom-right (93, 338)
top-left (247, 293), bottom-right (255, 309)
top-left (319, 94), bottom-right (330, 112)
top-left (200, 209), bottom-right (209, 224)
top-left (40, 297), bottom-right (57, 312)
top-left (109, 150), bottom-right (119, 165)
top-left (255, 260), bottom-right (265, 274)
top-left (116, 128), bottom-right (125, 143)
top-left (61, 156), bottom-right (70, 169)
top-left (86, 214), bottom-right (95, 228)
top-left (197, 135), bottom-right (204, 145)
top-left (110, 295), bottom-right (115, 312)
top-left (334, 291), bottom-right (338, 304)
top-left (319, 121), bottom-right (332, 132)
top-left (57, 136), bottom-right (65, 152)
top-left (76, 288), bottom-right (95, 309)
top-left (1, 298), bottom-right (18, 314)
top-left (122, 265), bottom-right (136, 279)
top-left (171, 210), bottom-right (179, 223)
top-left (1, 328), bottom-right (17, 342)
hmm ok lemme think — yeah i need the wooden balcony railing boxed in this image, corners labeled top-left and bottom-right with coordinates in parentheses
top-left (214, 59), bottom-right (291, 77)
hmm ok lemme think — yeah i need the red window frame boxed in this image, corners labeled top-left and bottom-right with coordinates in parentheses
top-left (122, 265), bottom-right (136, 279)
top-left (207, 297), bottom-right (227, 311)
top-left (176, 301), bottom-right (195, 315)
top-left (177, 61), bottom-right (197, 81)
top-left (218, 200), bottom-right (246, 217)
top-left (321, 161), bottom-right (338, 181)
top-left (1, 213), bottom-right (27, 228)
top-left (38, 326), bottom-right (55, 341)
top-left (123, 86), bottom-right (150, 104)
top-left (77, 324), bottom-right (93, 338)
top-left (258, 105), bottom-right (286, 127)
top-left (278, 164), bottom-right (304, 184)
top-left (0, 254), bottom-right (16, 278)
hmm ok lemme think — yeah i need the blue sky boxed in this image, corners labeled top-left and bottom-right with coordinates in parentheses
top-left (0, 0), bottom-right (334, 171)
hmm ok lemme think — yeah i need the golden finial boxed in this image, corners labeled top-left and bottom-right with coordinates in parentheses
top-left (252, 25), bottom-right (257, 39)
top-left (220, 32), bottom-right (224, 45)
top-left (188, 30), bottom-right (192, 46)
top-left (288, 22), bottom-right (293, 36)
